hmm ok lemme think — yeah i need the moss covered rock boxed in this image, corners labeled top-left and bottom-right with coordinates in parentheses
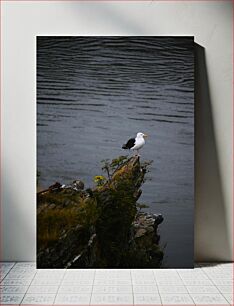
top-left (37, 156), bottom-right (164, 268)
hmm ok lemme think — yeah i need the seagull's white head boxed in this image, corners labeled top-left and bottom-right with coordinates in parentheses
top-left (136, 132), bottom-right (148, 139)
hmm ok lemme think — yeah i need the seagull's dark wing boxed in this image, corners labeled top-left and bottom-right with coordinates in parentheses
top-left (122, 138), bottom-right (135, 149)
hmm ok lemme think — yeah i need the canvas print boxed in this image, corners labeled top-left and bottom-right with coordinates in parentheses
top-left (37, 36), bottom-right (194, 268)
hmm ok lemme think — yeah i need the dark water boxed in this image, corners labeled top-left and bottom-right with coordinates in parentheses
top-left (37, 37), bottom-right (194, 268)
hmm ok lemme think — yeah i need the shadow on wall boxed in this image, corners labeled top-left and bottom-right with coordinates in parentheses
top-left (66, 1), bottom-right (232, 263)
top-left (67, 3), bottom-right (146, 34)
top-left (194, 43), bottom-right (231, 262)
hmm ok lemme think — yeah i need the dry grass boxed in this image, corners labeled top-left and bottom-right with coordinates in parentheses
top-left (37, 195), bottom-right (99, 250)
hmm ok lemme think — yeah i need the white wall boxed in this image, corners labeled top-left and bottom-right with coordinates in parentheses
top-left (2, 1), bottom-right (232, 262)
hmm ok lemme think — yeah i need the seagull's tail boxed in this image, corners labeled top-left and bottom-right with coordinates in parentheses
top-left (122, 144), bottom-right (128, 149)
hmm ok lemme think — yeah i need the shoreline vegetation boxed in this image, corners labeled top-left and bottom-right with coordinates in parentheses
top-left (37, 155), bottom-right (164, 268)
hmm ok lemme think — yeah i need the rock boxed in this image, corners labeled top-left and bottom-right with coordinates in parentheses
top-left (59, 179), bottom-right (85, 192)
top-left (72, 180), bottom-right (85, 190)
top-left (146, 226), bottom-right (154, 233)
top-left (154, 214), bottom-right (164, 226)
top-left (135, 228), bottom-right (147, 238)
top-left (49, 182), bottom-right (62, 191)
top-left (37, 155), bottom-right (164, 268)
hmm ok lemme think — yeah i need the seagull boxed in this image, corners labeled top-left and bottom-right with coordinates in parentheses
top-left (122, 132), bottom-right (148, 156)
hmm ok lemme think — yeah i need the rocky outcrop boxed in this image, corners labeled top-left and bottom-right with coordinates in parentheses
top-left (37, 156), bottom-right (164, 268)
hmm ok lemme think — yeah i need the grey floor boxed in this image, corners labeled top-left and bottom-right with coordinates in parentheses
top-left (0, 262), bottom-right (233, 305)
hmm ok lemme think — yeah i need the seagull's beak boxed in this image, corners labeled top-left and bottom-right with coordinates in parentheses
top-left (143, 134), bottom-right (148, 138)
